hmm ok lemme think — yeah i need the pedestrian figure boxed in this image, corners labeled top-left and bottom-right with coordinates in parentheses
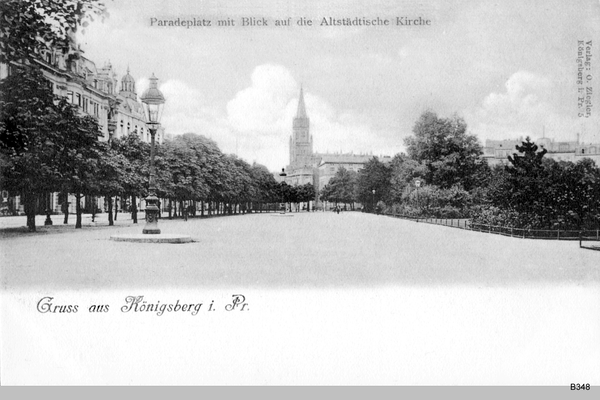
top-left (336, 206), bottom-right (340, 214)
top-left (183, 205), bottom-right (189, 221)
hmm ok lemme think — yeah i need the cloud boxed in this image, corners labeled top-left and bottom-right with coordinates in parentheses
top-left (465, 71), bottom-right (582, 143)
top-left (128, 64), bottom-right (400, 170)
top-left (224, 64), bottom-right (399, 166)
top-left (226, 64), bottom-right (298, 135)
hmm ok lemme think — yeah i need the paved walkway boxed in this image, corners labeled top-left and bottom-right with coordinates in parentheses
top-left (0, 212), bottom-right (145, 230)
top-left (1, 211), bottom-right (599, 385)
top-left (1, 211), bottom-right (598, 290)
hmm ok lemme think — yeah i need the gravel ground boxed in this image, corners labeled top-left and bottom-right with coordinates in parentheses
top-left (1, 211), bottom-right (598, 290)
top-left (1, 212), bottom-right (599, 385)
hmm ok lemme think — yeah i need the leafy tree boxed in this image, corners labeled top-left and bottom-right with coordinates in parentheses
top-left (275, 181), bottom-right (296, 210)
top-left (0, 67), bottom-right (102, 230)
top-left (389, 154), bottom-right (427, 204)
top-left (91, 142), bottom-right (126, 226)
top-left (229, 156), bottom-right (256, 213)
top-left (296, 182), bottom-right (316, 210)
top-left (0, 0), bottom-right (107, 65)
top-left (474, 138), bottom-right (600, 229)
top-left (161, 135), bottom-right (209, 204)
top-left (503, 137), bottom-right (547, 218)
top-left (53, 97), bottom-right (104, 228)
top-left (404, 111), bottom-right (483, 190)
top-left (0, 68), bottom-right (60, 230)
top-left (319, 167), bottom-right (357, 208)
top-left (249, 162), bottom-right (280, 210)
top-left (112, 133), bottom-right (150, 223)
top-left (356, 157), bottom-right (391, 211)
top-left (542, 158), bottom-right (600, 229)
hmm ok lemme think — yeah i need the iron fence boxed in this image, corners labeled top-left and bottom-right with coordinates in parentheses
top-left (384, 213), bottom-right (600, 242)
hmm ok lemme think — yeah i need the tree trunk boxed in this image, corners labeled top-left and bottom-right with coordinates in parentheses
top-left (23, 190), bottom-right (37, 232)
top-left (107, 196), bottom-right (114, 226)
top-left (131, 194), bottom-right (138, 223)
top-left (201, 200), bottom-right (205, 217)
top-left (168, 198), bottom-right (173, 219)
top-left (62, 189), bottom-right (69, 224)
top-left (113, 196), bottom-right (118, 221)
top-left (75, 193), bottom-right (82, 229)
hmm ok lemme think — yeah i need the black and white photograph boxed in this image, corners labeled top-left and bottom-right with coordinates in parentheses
top-left (0, 0), bottom-right (599, 386)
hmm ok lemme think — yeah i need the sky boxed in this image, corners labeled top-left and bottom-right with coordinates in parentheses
top-left (78, 0), bottom-right (600, 171)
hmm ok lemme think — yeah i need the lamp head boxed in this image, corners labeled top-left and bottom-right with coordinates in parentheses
top-left (140, 73), bottom-right (165, 127)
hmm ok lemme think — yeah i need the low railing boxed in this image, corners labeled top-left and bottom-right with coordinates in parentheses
top-left (469, 223), bottom-right (599, 241)
top-left (384, 212), bottom-right (600, 242)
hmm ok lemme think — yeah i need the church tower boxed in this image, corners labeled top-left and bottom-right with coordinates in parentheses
top-left (290, 86), bottom-right (313, 167)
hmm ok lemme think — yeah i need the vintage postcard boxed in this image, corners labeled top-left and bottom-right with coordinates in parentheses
top-left (0, 0), bottom-right (599, 386)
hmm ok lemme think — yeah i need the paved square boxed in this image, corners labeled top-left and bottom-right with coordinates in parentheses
top-left (1, 212), bottom-right (599, 384)
top-left (1, 212), bottom-right (599, 290)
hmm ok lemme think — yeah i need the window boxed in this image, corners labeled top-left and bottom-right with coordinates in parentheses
top-left (75, 93), bottom-right (81, 107)
top-left (83, 98), bottom-right (89, 112)
top-left (66, 91), bottom-right (73, 103)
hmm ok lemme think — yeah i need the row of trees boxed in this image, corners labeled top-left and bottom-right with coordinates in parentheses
top-left (0, 67), bottom-right (317, 231)
top-left (0, 68), bottom-right (103, 230)
top-left (113, 132), bottom-right (316, 219)
top-left (0, 1), bottom-right (319, 231)
top-left (319, 111), bottom-right (600, 230)
top-left (472, 140), bottom-right (600, 229)
top-left (319, 111), bottom-right (488, 213)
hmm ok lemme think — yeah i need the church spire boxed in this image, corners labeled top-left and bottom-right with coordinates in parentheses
top-left (296, 86), bottom-right (307, 119)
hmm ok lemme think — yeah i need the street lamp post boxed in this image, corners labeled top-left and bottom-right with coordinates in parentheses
top-left (140, 74), bottom-right (165, 234)
top-left (371, 189), bottom-right (375, 214)
top-left (279, 168), bottom-right (287, 214)
top-left (44, 192), bottom-right (53, 225)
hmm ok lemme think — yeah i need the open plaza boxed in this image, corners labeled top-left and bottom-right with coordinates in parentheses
top-left (1, 212), bottom-right (599, 385)
top-left (1, 211), bottom-right (599, 290)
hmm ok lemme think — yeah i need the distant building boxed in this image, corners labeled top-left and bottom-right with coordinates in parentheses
top-left (482, 138), bottom-right (524, 166)
top-left (483, 136), bottom-right (600, 166)
top-left (537, 137), bottom-right (600, 164)
top-left (0, 40), bottom-right (165, 215)
top-left (114, 66), bottom-right (165, 144)
top-left (282, 87), bottom-right (390, 207)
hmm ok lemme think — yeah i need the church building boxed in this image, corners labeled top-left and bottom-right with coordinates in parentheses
top-left (283, 87), bottom-right (390, 206)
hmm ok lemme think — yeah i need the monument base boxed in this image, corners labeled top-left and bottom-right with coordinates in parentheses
top-left (110, 233), bottom-right (192, 244)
